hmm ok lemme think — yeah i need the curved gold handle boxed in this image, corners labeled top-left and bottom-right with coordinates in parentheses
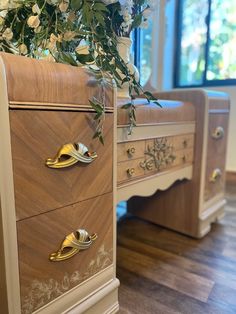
top-left (49, 229), bottom-right (97, 262)
top-left (127, 168), bottom-right (135, 177)
top-left (209, 168), bottom-right (222, 183)
top-left (212, 126), bottom-right (224, 140)
top-left (127, 147), bottom-right (136, 156)
top-left (46, 142), bottom-right (97, 169)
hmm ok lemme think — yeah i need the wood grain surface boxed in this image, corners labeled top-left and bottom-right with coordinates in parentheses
top-left (117, 98), bottom-right (195, 126)
top-left (117, 183), bottom-right (236, 313)
top-left (127, 90), bottom-right (229, 237)
top-left (0, 52), bottom-right (114, 109)
top-left (10, 110), bottom-right (113, 220)
top-left (204, 113), bottom-right (229, 202)
top-left (17, 192), bottom-right (113, 314)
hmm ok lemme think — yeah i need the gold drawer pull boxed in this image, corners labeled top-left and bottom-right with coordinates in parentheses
top-left (127, 168), bottom-right (135, 177)
top-left (49, 229), bottom-right (97, 262)
top-left (209, 168), bottom-right (222, 183)
top-left (127, 147), bottom-right (136, 156)
top-left (212, 126), bottom-right (224, 139)
top-left (46, 142), bottom-right (97, 169)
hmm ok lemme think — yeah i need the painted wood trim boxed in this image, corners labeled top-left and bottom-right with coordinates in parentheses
top-left (67, 279), bottom-right (119, 314)
top-left (0, 57), bottom-right (21, 313)
top-left (200, 198), bottom-right (226, 221)
top-left (33, 266), bottom-right (117, 314)
top-left (117, 123), bottom-right (196, 143)
top-left (117, 166), bottom-right (193, 202)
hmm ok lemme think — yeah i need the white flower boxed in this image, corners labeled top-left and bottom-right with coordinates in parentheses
top-left (19, 43), bottom-right (28, 55)
top-left (32, 4), bottom-right (41, 15)
top-left (27, 15), bottom-right (40, 28)
top-left (0, 10), bottom-right (8, 18)
top-left (0, 0), bottom-right (21, 10)
top-left (59, 0), bottom-right (69, 12)
top-left (140, 20), bottom-right (148, 29)
top-left (2, 27), bottom-right (13, 40)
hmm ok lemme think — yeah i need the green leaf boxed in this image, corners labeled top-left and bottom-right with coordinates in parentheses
top-left (76, 52), bottom-right (94, 64)
top-left (71, 0), bottom-right (83, 10)
top-left (58, 52), bottom-right (77, 66)
top-left (93, 3), bottom-right (109, 12)
top-left (132, 14), bottom-right (143, 28)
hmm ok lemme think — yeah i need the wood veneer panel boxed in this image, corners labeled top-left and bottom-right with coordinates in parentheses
top-left (17, 192), bottom-right (113, 313)
top-left (10, 110), bottom-right (113, 220)
top-left (0, 52), bottom-right (114, 108)
top-left (117, 98), bottom-right (195, 126)
top-left (204, 113), bottom-right (229, 202)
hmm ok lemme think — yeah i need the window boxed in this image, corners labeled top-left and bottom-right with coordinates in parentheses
top-left (175, 0), bottom-right (236, 87)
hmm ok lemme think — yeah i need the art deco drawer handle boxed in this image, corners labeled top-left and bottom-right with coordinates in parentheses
top-left (127, 168), bottom-right (135, 177)
top-left (46, 142), bottom-right (97, 169)
top-left (212, 126), bottom-right (224, 139)
top-left (49, 229), bottom-right (97, 262)
top-left (209, 168), bottom-right (222, 183)
top-left (127, 147), bottom-right (136, 156)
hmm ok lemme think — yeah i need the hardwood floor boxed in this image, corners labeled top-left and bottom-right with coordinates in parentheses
top-left (117, 183), bottom-right (236, 314)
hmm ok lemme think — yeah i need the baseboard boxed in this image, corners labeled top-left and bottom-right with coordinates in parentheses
top-left (226, 171), bottom-right (236, 184)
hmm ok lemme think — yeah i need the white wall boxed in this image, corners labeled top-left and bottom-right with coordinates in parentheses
top-left (146, 0), bottom-right (236, 171)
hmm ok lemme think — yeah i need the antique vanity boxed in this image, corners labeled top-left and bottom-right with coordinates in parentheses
top-left (0, 53), bottom-right (119, 314)
top-left (0, 52), bottom-right (230, 313)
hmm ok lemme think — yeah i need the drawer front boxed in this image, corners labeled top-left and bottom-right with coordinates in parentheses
top-left (10, 110), bottom-right (113, 220)
top-left (117, 148), bottom-right (194, 184)
top-left (204, 113), bottom-right (229, 201)
top-left (17, 193), bottom-right (113, 314)
top-left (117, 140), bottom-right (145, 162)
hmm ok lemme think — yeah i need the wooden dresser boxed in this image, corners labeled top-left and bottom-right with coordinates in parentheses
top-left (117, 98), bottom-right (196, 202)
top-left (0, 53), bottom-right (119, 314)
top-left (127, 90), bottom-right (230, 238)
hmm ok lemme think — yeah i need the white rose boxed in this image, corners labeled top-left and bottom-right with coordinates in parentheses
top-left (27, 15), bottom-right (40, 28)
top-left (0, 10), bottom-right (8, 18)
top-left (2, 27), bottom-right (13, 40)
top-left (142, 8), bottom-right (152, 18)
top-left (32, 4), bottom-right (41, 15)
top-left (59, 1), bottom-right (69, 12)
top-left (19, 43), bottom-right (28, 55)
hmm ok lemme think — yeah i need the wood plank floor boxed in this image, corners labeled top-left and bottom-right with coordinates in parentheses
top-left (117, 183), bottom-right (236, 314)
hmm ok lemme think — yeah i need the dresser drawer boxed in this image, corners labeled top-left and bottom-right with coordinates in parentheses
top-left (10, 110), bottom-right (113, 220)
top-left (17, 192), bottom-right (113, 314)
top-left (207, 113), bottom-right (229, 158)
top-left (117, 140), bottom-right (145, 162)
top-left (204, 113), bottom-right (228, 201)
top-left (117, 148), bottom-right (194, 184)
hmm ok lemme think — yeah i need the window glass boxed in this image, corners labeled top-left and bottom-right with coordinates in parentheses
top-left (139, 19), bottom-right (153, 86)
top-left (178, 0), bottom-right (209, 86)
top-left (207, 1), bottom-right (236, 80)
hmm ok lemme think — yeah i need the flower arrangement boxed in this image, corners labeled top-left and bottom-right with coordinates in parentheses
top-left (0, 0), bottom-right (159, 142)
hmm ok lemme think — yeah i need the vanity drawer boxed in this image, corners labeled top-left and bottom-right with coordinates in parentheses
top-left (17, 192), bottom-right (113, 314)
top-left (207, 113), bottom-right (229, 158)
top-left (10, 110), bottom-right (113, 220)
top-left (117, 148), bottom-right (194, 184)
top-left (117, 140), bottom-right (145, 162)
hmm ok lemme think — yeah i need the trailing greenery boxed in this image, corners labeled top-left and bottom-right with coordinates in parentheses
top-left (0, 0), bottom-right (160, 143)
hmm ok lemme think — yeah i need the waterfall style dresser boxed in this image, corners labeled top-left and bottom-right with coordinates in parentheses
top-left (126, 90), bottom-right (230, 238)
top-left (0, 53), bottom-right (119, 314)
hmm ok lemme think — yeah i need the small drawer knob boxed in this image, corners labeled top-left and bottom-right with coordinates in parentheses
top-left (183, 139), bottom-right (188, 148)
top-left (212, 126), bottom-right (224, 140)
top-left (127, 147), bottom-right (136, 156)
top-left (209, 168), bottom-right (222, 183)
top-left (127, 168), bottom-right (135, 177)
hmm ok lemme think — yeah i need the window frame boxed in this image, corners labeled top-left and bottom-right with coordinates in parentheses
top-left (174, 0), bottom-right (236, 88)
